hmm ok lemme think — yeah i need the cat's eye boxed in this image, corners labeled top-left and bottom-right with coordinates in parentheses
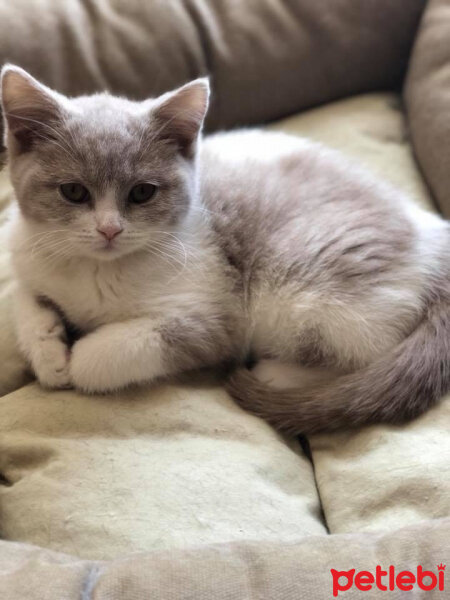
top-left (128, 183), bottom-right (157, 204)
top-left (59, 183), bottom-right (90, 204)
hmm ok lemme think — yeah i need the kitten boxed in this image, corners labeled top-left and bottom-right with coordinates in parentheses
top-left (1, 65), bottom-right (449, 434)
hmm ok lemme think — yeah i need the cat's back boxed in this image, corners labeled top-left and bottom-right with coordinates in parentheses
top-left (199, 130), bottom-right (448, 365)
top-left (199, 130), bottom-right (331, 270)
top-left (198, 128), bottom-right (448, 311)
top-left (198, 129), bottom-right (435, 279)
top-left (199, 129), bottom-right (403, 226)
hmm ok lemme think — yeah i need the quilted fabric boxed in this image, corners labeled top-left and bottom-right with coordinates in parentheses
top-left (0, 383), bottom-right (325, 560)
top-left (1, 518), bottom-right (449, 599)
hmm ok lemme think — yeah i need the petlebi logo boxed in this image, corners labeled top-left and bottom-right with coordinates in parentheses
top-left (330, 564), bottom-right (445, 597)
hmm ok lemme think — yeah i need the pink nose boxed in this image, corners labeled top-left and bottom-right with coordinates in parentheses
top-left (97, 224), bottom-right (123, 241)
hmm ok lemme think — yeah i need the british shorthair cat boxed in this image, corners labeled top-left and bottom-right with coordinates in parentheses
top-left (2, 65), bottom-right (449, 433)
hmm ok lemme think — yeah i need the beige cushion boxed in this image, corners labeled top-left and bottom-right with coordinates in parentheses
top-left (405, 0), bottom-right (450, 218)
top-left (0, 0), bottom-right (424, 135)
top-left (1, 517), bottom-right (449, 600)
top-left (0, 382), bottom-right (325, 560)
top-left (311, 399), bottom-right (450, 534)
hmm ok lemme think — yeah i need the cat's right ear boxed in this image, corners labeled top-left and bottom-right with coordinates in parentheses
top-left (1, 65), bottom-right (66, 155)
top-left (150, 78), bottom-right (210, 158)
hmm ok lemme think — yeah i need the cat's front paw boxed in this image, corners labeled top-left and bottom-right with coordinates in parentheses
top-left (33, 338), bottom-right (72, 389)
top-left (70, 336), bottom-right (115, 393)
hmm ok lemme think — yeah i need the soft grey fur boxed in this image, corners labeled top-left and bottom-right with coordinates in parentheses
top-left (2, 65), bottom-right (449, 434)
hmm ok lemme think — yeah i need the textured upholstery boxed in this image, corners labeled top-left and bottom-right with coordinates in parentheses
top-left (405, 0), bottom-right (450, 217)
top-left (0, 0), bottom-right (425, 133)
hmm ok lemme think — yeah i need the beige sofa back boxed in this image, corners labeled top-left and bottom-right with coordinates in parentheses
top-left (0, 0), bottom-right (425, 133)
top-left (405, 0), bottom-right (450, 217)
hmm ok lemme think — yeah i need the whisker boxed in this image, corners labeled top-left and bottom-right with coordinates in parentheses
top-left (15, 229), bottom-right (69, 250)
top-left (144, 242), bottom-right (186, 270)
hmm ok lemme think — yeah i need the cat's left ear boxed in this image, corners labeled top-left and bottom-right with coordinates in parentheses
top-left (1, 64), bottom-right (67, 155)
top-left (150, 78), bottom-right (210, 158)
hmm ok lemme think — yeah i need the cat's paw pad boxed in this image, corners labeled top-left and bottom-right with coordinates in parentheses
top-left (33, 339), bottom-right (72, 389)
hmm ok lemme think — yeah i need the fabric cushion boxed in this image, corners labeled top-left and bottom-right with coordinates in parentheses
top-left (404, 0), bottom-right (450, 218)
top-left (0, 382), bottom-right (325, 560)
top-left (0, 0), bottom-right (425, 135)
top-left (1, 518), bottom-right (449, 599)
top-left (311, 399), bottom-right (450, 534)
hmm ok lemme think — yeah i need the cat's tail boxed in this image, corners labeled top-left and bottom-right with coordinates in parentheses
top-left (226, 285), bottom-right (450, 434)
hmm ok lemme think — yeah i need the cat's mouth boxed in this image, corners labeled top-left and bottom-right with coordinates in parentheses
top-left (89, 236), bottom-right (140, 260)
top-left (90, 238), bottom-right (124, 259)
top-left (96, 238), bottom-right (120, 252)
top-left (100, 241), bottom-right (116, 251)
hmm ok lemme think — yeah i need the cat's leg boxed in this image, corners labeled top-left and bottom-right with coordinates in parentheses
top-left (70, 315), bottom-right (231, 393)
top-left (14, 287), bottom-right (71, 389)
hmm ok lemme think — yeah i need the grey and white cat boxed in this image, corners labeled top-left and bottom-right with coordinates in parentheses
top-left (2, 65), bottom-right (449, 434)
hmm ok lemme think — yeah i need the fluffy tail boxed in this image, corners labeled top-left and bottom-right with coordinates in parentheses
top-left (227, 290), bottom-right (450, 435)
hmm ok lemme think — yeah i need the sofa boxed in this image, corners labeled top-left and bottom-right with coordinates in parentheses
top-left (0, 1), bottom-right (449, 598)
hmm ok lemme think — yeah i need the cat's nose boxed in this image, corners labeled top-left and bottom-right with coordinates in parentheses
top-left (96, 224), bottom-right (123, 241)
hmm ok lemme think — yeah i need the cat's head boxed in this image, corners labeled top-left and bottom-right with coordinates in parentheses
top-left (0, 65), bottom-right (209, 260)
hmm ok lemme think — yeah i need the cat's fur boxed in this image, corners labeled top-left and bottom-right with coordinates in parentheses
top-left (2, 64), bottom-right (449, 434)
